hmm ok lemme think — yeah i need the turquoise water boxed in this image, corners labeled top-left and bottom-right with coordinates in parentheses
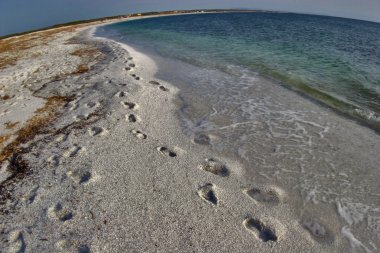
top-left (99, 12), bottom-right (380, 129)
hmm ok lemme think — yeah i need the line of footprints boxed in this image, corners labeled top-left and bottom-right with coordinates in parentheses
top-left (123, 60), bottom-right (279, 243)
top-left (124, 61), bottom-right (334, 243)
top-left (34, 58), bottom-right (329, 252)
top-left (196, 159), bottom-right (279, 243)
top-left (125, 60), bottom-right (279, 244)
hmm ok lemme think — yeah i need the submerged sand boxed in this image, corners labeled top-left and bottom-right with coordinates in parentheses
top-left (0, 17), bottom-right (378, 252)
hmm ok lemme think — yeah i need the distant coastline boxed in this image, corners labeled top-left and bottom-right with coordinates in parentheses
top-left (5, 8), bottom-right (379, 40)
top-left (1, 9), bottom-right (276, 39)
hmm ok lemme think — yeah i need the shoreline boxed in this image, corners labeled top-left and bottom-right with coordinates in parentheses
top-left (99, 16), bottom-right (380, 134)
top-left (0, 17), bottom-right (378, 252)
top-left (97, 23), bottom-right (380, 252)
top-left (4, 13), bottom-right (379, 136)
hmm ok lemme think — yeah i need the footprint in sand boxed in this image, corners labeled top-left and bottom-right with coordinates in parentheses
top-left (197, 183), bottom-right (218, 206)
top-left (129, 63), bottom-right (136, 68)
top-left (8, 230), bottom-right (26, 253)
top-left (126, 114), bottom-right (139, 123)
top-left (149, 80), bottom-right (160, 86)
top-left (302, 218), bottom-right (334, 244)
top-left (148, 80), bottom-right (167, 90)
top-left (198, 158), bottom-right (229, 177)
top-left (56, 240), bottom-right (90, 253)
top-left (63, 145), bottom-right (83, 158)
top-left (48, 203), bottom-right (73, 222)
top-left (86, 101), bottom-right (98, 108)
top-left (193, 133), bottom-right (211, 145)
top-left (88, 126), bottom-right (106, 136)
top-left (131, 130), bottom-right (147, 140)
top-left (121, 101), bottom-right (137, 110)
top-left (22, 186), bottom-right (39, 204)
top-left (243, 218), bottom-right (278, 242)
top-left (130, 74), bottom-right (141, 81)
top-left (116, 91), bottom-right (126, 98)
top-left (128, 57), bottom-right (133, 60)
top-left (244, 187), bottom-right (280, 205)
top-left (47, 155), bottom-right (61, 166)
top-left (159, 86), bottom-right (168, 91)
top-left (157, 147), bottom-right (177, 157)
top-left (67, 169), bottom-right (92, 184)
top-left (125, 67), bottom-right (132, 71)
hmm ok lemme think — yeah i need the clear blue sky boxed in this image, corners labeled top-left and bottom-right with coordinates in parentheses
top-left (1, 0), bottom-right (379, 36)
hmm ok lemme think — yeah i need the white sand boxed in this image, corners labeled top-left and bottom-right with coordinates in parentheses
top-left (0, 18), bottom-right (374, 252)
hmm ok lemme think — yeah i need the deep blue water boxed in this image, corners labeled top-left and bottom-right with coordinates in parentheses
top-left (99, 12), bottom-right (380, 129)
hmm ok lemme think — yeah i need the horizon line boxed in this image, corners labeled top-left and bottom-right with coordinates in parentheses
top-left (1, 8), bottom-right (379, 39)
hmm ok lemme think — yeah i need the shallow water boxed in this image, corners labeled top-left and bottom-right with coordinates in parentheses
top-left (99, 12), bottom-right (380, 129)
top-left (97, 13), bottom-right (380, 251)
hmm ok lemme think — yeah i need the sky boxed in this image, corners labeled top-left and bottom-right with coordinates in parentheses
top-left (1, 0), bottom-right (380, 36)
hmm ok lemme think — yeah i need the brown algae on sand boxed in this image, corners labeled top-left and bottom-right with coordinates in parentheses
top-left (0, 27), bottom-right (78, 69)
top-left (0, 96), bottom-right (73, 163)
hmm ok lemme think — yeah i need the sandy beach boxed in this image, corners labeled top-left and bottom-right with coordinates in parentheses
top-left (0, 15), bottom-right (379, 252)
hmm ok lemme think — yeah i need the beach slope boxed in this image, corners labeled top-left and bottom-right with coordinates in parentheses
top-left (0, 17), bottom-right (377, 252)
